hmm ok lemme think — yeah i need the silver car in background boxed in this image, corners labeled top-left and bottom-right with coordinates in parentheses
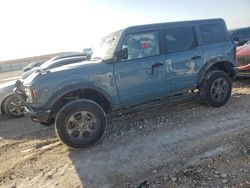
top-left (0, 54), bottom-right (87, 118)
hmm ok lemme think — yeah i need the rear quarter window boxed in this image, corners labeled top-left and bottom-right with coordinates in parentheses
top-left (199, 23), bottom-right (227, 45)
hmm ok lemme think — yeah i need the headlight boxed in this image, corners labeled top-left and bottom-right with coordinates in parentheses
top-left (25, 87), bottom-right (37, 103)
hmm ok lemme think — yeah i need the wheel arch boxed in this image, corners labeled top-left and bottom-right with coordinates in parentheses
top-left (47, 85), bottom-right (113, 118)
top-left (197, 58), bottom-right (236, 87)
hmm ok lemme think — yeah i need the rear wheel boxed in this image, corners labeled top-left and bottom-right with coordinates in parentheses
top-left (4, 95), bottom-right (25, 118)
top-left (55, 99), bottom-right (107, 148)
top-left (199, 70), bottom-right (232, 107)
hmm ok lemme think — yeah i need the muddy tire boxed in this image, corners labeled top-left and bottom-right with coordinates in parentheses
top-left (199, 70), bottom-right (232, 107)
top-left (55, 99), bottom-right (107, 148)
top-left (4, 95), bottom-right (25, 118)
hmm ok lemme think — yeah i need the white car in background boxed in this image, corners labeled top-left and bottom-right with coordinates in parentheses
top-left (0, 54), bottom-right (87, 118)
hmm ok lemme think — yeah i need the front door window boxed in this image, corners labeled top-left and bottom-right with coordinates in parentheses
top-left (122, 32), bottom-right (160, 60)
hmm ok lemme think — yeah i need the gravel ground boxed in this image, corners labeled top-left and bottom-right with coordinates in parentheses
top-left (0, 78), bottom-right (250, 188)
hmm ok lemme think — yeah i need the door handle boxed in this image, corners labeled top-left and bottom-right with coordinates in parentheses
top-left (151, 62), bottom-right (163, 74)
top-left (152, 62), bottom-right (163, 68)
top-left (191, 55), bottom-right (201, 60)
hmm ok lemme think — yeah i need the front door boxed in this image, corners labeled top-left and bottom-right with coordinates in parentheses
top-left (114, 31), bottom-right (170, 105)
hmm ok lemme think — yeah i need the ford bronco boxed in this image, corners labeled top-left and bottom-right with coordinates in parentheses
top-left (15, 19), bottom-right (237, 148)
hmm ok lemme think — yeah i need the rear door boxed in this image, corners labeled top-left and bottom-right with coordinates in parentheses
top-left (164, 26), bottom-right (204, 94)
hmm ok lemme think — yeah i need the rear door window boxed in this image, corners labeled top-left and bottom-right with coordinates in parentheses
top-left (200, 23), bottom-right (227, 45)
top-left (164, 26), bottom-right (196, 53)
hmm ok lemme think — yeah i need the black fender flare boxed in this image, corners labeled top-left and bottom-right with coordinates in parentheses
top-left (44, 83), bottom-right (115, 110)
top-left (197, 57), bottom-right (235, 86)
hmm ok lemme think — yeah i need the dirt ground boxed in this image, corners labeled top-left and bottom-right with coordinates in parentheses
top-left (0, 78), bottom-right (250, 188)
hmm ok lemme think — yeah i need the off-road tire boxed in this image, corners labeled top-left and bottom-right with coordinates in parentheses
top-left (55, 99), bottom-right (107, 148)
top-left (199, 70), bottom-right (232, 107)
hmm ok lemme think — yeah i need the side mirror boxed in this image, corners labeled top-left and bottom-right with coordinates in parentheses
top-left (115, 48), bottom-right (128, 60)
top-left (234, 41), bottom-right (239, 46)
top-left (232, 38), bottom-right (240, 46)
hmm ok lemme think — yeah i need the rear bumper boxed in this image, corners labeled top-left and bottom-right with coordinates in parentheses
top-left (14, 88), bottom-right (50, 123)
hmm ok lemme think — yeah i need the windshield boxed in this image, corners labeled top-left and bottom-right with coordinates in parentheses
top-left (91, 30), bottom-right (123, 60)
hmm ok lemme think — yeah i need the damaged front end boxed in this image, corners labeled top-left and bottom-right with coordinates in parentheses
top-left (14, 80), bottom-right (51, 123)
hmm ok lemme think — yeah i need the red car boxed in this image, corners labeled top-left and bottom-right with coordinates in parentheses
top-left (236, 41), bottom-right (250, 76)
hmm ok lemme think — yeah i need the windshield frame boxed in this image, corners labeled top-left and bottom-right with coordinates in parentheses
top-left (91, 29), bottom-right (123, 61)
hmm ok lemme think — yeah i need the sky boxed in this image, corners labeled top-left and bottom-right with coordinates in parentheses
top-left (0, 0), bottom-right (250, 61)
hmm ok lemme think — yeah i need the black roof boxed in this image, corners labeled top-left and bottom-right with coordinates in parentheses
top-left (125, 18), bottom-right (225, 33)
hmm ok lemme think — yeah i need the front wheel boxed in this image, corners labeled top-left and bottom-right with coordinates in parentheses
top-left (55, 99), bottom-right (107, 148)
top-left (199, 70), bottom-right (232, 107)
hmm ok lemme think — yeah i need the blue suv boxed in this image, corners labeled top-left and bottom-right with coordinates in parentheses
top-left (15, 19), bottom-right (237, 148)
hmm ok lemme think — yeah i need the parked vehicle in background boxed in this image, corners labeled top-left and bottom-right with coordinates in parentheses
top-left (83, 48), bottom-right (93, 59)
top-left (15, 19), bottom-right (237, 148)
top-left (23, 52), bottom-right (88, 72)
top-left (236, 41), bottom-right (250, 76)
top-left (0, 80), bottom-right (25, 118)
top-left (23, 61), bottom-right (44, 72)
top-left (0, 55), bottom-right (87, 118)
top-left (229, 27), bottom-right (250, 46)
top-left (22, 56), bottom-right (87, 79)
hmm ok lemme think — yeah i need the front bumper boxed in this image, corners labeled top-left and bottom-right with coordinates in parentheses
top-left (14, 87), bottom-right (50, 123)
top-left (24, 107), bottom-right (51, 123)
